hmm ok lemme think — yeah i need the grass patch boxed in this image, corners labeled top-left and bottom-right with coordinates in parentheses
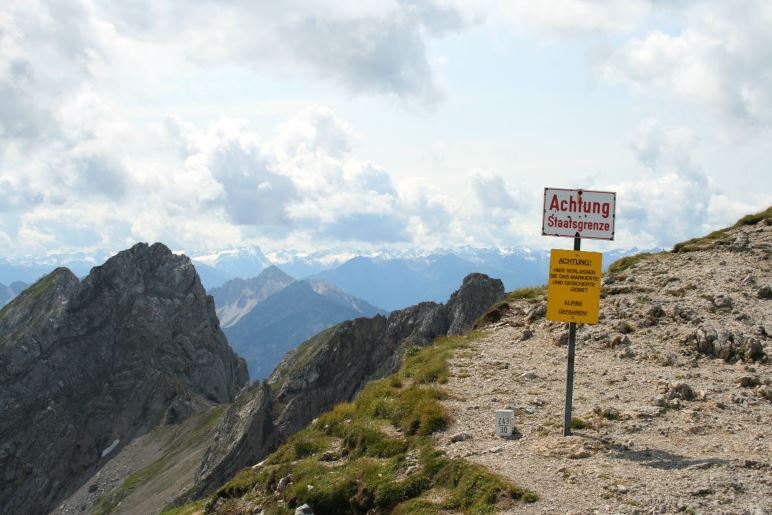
top-left (673, 205), bottom-right (771, 252)
top-left (508, 286), bottom-right (546, 301)
top-left (607, 253), bottom-right (655, 274)
top-left (672, 229), bottom-right (730, 253)
top-left (570, 417), bottom-right (593, 430)
top-left (186, 332), bottom-right (536, 514)
top-left (736, 206), bottom-right (772, 226)
top-left (475, 300), bottom-right (510, 327)
top-left (159, 500), bottom-right (208, 515)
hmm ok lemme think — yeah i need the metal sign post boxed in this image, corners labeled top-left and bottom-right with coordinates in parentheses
top-left (563, 236), bottom-right (580, 436)
top-left (542, 187), bottom-right (615, 437)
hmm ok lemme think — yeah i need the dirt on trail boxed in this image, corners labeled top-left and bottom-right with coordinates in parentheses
top-left (436, 221), bottom-right (771, 514)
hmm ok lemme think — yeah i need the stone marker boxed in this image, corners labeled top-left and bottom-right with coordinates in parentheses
top-left (496, 409), bottom-right (515, 437)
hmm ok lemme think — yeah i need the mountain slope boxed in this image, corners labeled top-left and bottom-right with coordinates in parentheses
top-left (223, 279), bottom-right (384, 379)
top-left (310, 256), bottom-right (428, 311)
top-left (0, 243), bottom-right (248, 515)
top-left (185, 273), bottom-right (506, 501)
top-left (210, 266), bottom-right (296, 328)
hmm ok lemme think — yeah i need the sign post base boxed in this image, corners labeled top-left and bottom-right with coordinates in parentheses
top-left (563, 235), bottom-right (581, 436)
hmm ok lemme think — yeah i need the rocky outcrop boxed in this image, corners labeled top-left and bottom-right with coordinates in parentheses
top-left (190, 273), bottom-right (504, 499)
top-left (195, 382), bottom-right (275, 498)
top-left (0, 243), bottom-right (248, 515)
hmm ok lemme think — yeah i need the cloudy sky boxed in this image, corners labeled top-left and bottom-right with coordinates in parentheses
top-left (1, 0), bottom-right (770, 258)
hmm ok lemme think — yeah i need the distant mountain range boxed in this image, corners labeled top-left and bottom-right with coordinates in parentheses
top-left (303, 248), bottom-right (641, 311)
top-left (210, 266), bottom-right (384, 379)
top-left (0, 281), bottom-right (29, 307)
top-left (0, 252), bottom-right (110, 284)
top-left (0, 245), bottom-right (648, 312)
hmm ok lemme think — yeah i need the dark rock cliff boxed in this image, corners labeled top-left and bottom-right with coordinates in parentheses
top-left (191, 273), bottom-right (504, 498)
top-left (0, 243), bottom-right (248, 515)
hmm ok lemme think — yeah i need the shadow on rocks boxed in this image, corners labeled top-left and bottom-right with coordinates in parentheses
top-left (577, 435), bottom-right (733, 470)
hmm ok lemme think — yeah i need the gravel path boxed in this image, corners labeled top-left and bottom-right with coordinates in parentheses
top-left (436, 223), bottom-right (772, 514)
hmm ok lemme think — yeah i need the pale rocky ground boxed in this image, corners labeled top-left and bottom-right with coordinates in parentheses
top-left (56, 406), bottom-right (224, 515)
top-left (436, 221), bottom-right (771, 514)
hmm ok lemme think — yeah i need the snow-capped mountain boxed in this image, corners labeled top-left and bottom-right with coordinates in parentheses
top-left (0, 244), bottom-right (653, 309)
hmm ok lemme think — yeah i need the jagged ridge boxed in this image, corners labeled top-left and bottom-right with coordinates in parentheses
top-left (0, 242), bottom-right (248, 515)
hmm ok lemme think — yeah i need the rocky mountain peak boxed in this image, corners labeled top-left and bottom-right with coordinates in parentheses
top-left (445, 272), bottom-right (506, 335)
top-left (78, 242), bottom-right (197, 298)
top-left (0, 242), bottom-right (248, 514)
top-left (0, 267), bottom-right (78, 338)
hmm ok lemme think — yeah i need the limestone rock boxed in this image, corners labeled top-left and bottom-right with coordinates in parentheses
top-left (0, 243), bottom-right (247, 514)
top-left (450, 432), bottom-right (473, 443)
top-left (686, 325), bottom-right (766, 362)
top-left (526, 303), bottom-right (547, 323)
top-left (445, 273), bottom-right (505, 336)
top-left (729, 231), bottom-right (750, 251)
top-left (667, 382), bottom-right (696, 401)
top-left (713, 294), bottom-right (733, 308)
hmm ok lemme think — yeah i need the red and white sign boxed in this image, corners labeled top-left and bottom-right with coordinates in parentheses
top-left (542, 188), bottom-right (616, 240)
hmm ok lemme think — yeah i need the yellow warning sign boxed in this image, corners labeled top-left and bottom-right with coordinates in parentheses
top-left (546, 249), bottom-right (602, 324)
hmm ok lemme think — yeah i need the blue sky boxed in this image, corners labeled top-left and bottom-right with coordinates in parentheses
top-left (1, 0), bottom-right (770, 258)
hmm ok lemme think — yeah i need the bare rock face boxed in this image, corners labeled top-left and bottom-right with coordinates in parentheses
top-left (0, 243), bottom-right (248, 515)
top-left (446, 273), bottom-right (506, 335)
top-left (190, 273), bottom-right (504, 499)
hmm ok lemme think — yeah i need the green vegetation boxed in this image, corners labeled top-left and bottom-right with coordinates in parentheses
top-left (507, 286), bottom-right (546, 301)
top-left (735, 205), bottom-right (772, 226)
top-left (606, 253), bottom-right (656, 274)
top-left (605, 205), bottom-right (771, 272)
top-left (157, 501), bottom-right (207, 515)
top-left (673, 205), bottom-right (771, 253)
top-left (180, 333), bottom-right (536, 514)
top-left (672, 228), bottom-right (731, 253)
top-left (570, 417), bottom-right (592, 430)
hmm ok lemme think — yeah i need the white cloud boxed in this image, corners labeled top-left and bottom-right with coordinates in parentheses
top-left (91, 0), bottom-right (471, 107)
top-left (0, 0), bottom-right (769, 259)
top-left (397, 177), bottom-right (455, 245)
top-left (613, 172), bottom-right (710, 246)
top-left (631, 119), bottom-right (699, 174)
top-left (612, 118), bottom-right (771, 249)
top-left (488, 0), bottom-right (648, 36)
top-left (602, 1), bottom-right (772, 128)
